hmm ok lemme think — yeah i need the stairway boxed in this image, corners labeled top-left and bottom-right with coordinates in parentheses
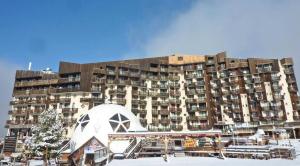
top-left (3, 136), bottom-right (17, 153)
top-left (124, 138), bottom-right (143, 159)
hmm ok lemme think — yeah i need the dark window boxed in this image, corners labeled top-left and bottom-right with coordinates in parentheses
top-left (110, 114), bottom-right (119, 121)
top-left (120, 114), bottom-right (129, 121)
top-left (109, 121), bottom-right (119, 131)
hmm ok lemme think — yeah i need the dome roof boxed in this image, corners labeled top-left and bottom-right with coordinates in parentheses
top-left (70, 104), bottom-right (147, 153)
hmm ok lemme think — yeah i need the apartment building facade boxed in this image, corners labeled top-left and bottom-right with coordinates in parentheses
top-left (4, 52), bottom-right (300, 152)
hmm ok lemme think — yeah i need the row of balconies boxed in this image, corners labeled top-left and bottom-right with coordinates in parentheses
top-left (5, 120), bottom-right (37, 128)
top-left (14, 79), bottom-right (58, 88)
top-left (10, 99), bottom-right (49, 105)
top-left (9, 109), bottom-right (44, 116)
top-left (80, 97), bottom-right (104, 103)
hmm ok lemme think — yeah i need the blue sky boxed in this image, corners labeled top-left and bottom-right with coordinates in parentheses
top-left (1, 0), bottom-right (300, 137)
top-left (0, 0), bottom-right (195, 70)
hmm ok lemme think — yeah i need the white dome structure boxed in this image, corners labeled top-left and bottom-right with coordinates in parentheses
top-left (70, 104), bottom-right (147, 153)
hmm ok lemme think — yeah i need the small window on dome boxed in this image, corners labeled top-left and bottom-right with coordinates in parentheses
top-left (110, 114), bottom-right (119, 121)
top-left (117, 125), bottom-right (126, 132)
top-left (83, 115), bottom-right (90, 121)
top-left (81, 121), bottom-right (88, 128)
top-left (120, 114), bottom-right (129, 121)
top-left (109, 121), bottom-right (119, 131)
top-left (123, 121), bottom-right (130, 129)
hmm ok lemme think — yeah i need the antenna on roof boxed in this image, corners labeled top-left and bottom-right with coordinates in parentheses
top-left (28, 62), bottom-right (32, 70)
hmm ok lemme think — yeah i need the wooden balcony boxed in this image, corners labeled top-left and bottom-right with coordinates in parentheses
top-left (15, 79), bottom-right (58, 87)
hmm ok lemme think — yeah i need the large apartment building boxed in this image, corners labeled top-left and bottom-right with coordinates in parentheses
top-left (4, 52), bottom-right (300, 152)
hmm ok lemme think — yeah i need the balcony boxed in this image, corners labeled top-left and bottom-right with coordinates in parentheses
top-left (129, 72), bottom-right (140, 78)
top-left (284, 68), bottom-right (294, 74)
top-left (170, 116), bottom-right (182, 122)
top-left (196, 89), bottom-right (206, 94)
top-left (186, 98), bottom-right (197, 104)
top-left (271, 76), bottom-right (280, 81)
top-left (185, 74), bottom-right (194, 79)
top-left (140, 118), bottom-right (147, 126)
top-left (116, 99), bottom-right (126, 105)
top-left (63, 118), bottom-right (77, 126)
top-left (93, 68), bottom-right (106, 74)
top-left (169, 107), bottom-right (182, 114)
top-left (160, 84), bottom-right (169, 89)
top-left (62, 108), bottom-right (78, 114)
top-left (138, 91), bottom-right (147, 96)
top-left (152, 100), bottom-right (160, 106)
top-left (91, 87), bottom-right (102, 92)
top-left (186, 90), bottom-right (196, 96)
top-left (160, 109), bottom-right (169, 115)
top-left (116, 89), bottom-right (126, 95)
top-left (169, 83), bottom-right (180, 88)
top-left (171, 125), bottom-right (183, 131)
top-left (32, 109), bottom-right (43, 115)
top-left (151, 84), bottom-right (159, 88)
top-left (152, 119), bottom-right (160, 125)
top-left (254, 86), bottom-right (264, 92)
top-left (139, 109), bottom-right (147, 115)
top-left (185, 82), bottom-right (196, 88)
top-left (169, 99), bottom-right (181, 105)
top-left (169, 75), bottom-right (180, 81)
top-left (160, 76), bottom-right (168, 81)
top-left (116, 80), bottom-right (130, 85)
top-left (132, 108), bottom-right (139, 114)
top-left (287, 77), bottom-right (296, 84)
top-left (118, 70), bottom-right (129, 76)
top-left (106, 70), bottom-right (116, 75)
top-left (187, 107), bottom-right (198, 113)
top-left (149, 76), bottom-right (159, 81)
top-left (289, 86), bottom-right (298, 92)
top-left (152, 109), bottom-right (159, 115)
top-left (170, 91), bottom-right (181, 97)
top-left (160, 100), bottom-right (169, 106)
top-left (59, 77), bottom-right (80, 84)
top-left (131, 81), bottom-right (140, 87)
top-left (160, 118), bottom-right (170, 125)
top-left (159, 92), bottom-right (169, 97)
top-left (206, 67), bottom-right (216, 73)
top-left (91, 77), bottom-right (106, 84)
top-left (132, 99), bottom-right (139, 105)
top-left (139, 100), bottom-right (147, 105)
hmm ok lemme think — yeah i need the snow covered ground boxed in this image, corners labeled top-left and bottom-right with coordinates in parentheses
top-left (109, 139), bottom-right (300, 166)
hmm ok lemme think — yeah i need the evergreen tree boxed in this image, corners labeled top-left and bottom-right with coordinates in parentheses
top-left (30, 109), bottom-right (64, 158)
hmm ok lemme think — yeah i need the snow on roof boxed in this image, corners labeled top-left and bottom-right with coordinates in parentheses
top-left (70, 104), bottom-right (147, 153)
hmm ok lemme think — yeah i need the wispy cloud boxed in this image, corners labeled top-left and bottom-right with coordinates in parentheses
top-left (129, 0), bottom-right (300, 80)
top-left (0, 59), bottom-right (19, 138)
